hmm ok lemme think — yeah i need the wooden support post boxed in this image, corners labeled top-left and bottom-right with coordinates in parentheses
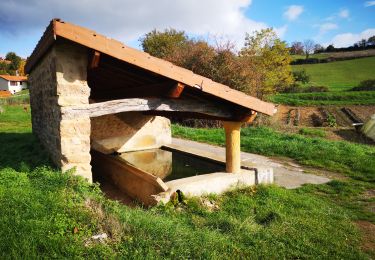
top-left (223, 121), bottom-right (242, 173)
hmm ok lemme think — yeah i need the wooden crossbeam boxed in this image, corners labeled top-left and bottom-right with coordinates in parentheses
top-left (240, 111), bottom-right (257, 123)
top-left (89, 51), bottom-right (100, 69)
top-left (167, 82), bottom-right (185, 98)
top-left (61, 97), bottom-right (234, 119)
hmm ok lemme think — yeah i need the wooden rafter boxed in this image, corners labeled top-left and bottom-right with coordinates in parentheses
top-left (167, 82), bottom-right (185, 98)
top-left (89, 51), bottom-right (100, 69)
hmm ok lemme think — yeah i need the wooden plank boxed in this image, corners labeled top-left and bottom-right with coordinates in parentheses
top-left (61, 97), bottom-right (234, 119)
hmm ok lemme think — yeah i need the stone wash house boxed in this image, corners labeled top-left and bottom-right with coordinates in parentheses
top-left (25, 19), bottom-right (274, 202)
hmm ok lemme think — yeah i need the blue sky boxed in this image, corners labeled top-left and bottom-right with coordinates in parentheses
top-left (0, 0), bottom-right (374, 58)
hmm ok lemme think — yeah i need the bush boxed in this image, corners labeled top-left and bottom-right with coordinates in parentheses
top-left (292, 69), bottom-right (310, 84)
top-left (282, 83), bottom-right (303, 93)
top-left (304, 85), bottom-right (329, 92)
top-left (282, 84), bottom-right (329, 93)
top-left (350, 79), bottom-right (375, 91)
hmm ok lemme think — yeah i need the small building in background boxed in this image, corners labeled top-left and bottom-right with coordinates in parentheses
top-left (0, 75), bottom-right (28, 94)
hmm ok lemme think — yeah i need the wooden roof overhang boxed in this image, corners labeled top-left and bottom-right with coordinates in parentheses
top-left (26, 19), bottom-right (275, 122)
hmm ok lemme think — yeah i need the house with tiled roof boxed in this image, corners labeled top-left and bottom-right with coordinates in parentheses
top-left (0, 75), bottom-right (28, 94)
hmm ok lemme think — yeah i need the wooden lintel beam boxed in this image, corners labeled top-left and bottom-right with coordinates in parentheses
top-left (167, 82), bottom-right (185, 98)
top-left (61, 97), bottom-right (234, 119)
top-left (89, 51), bottom-right (101, 69)
top-left (241, 111), bottom-right (257, 123)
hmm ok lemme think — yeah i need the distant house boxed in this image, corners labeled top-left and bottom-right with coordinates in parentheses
top-left (0, 75), bottom-right (28, 94)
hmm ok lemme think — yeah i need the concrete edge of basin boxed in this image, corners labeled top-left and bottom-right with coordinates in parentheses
top-left (152, 168), bottom-right (274, 205)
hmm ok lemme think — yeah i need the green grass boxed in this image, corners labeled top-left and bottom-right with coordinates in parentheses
top-left (268, 90), bottom-right (375, 106)
top-left (292, 56), bottom-right (375, 91)
top-left (298, 127), bottom-right (327, 137)
top-left (0, 106), bottom-right (374, 258)
top-left (172, 125), bottom-right (375, 182)
top-left (291, 53), bottom-right (328, 61)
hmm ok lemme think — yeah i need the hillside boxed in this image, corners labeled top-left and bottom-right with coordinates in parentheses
top-left (291, 49), bottom-right (375, 61)
top-left (292, 56), bottom-right (375, 91)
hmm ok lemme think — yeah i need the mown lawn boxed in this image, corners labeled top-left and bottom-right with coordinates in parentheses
top-left (291, 56), bottom-right (375, 91)
top-left (0, 105), bottom-right (374, 258)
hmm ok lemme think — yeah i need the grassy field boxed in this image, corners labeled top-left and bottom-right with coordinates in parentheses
top-left (268, 90), bottom-right (375, 106)
top-left (0, 105), bottom-right (374, 258)
top-left (291, 53), bottom-right (328, 60)
top-left (291, 56), bottom-right (375, 91)
top-left (172, 125), bottom-right (375, 182)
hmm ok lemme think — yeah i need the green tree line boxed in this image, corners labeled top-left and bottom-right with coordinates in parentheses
top-left (140, 28), bottom-right (294, 99)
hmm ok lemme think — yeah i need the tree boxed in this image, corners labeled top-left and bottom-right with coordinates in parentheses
top-left (240, 28), bottom-right (294, 97)
top-left (326, 44), bottom-right (335, 52)
top-left (368, 35), bottom-right (375, 46)
top-left (5, 52), bottom-right (21, 73)
top-left (140, 27), bottom-right (294, 99)
top-left (303, 39), bottom-right (315, 59)
top-left (358, 39), bottom-right (367, 48)
top-left (18, 59), bottom-right (26, 76)
top-left (140, 29), bottom-right (251, 93)
top-left (313, 44), bottom-right (324, 54)
top-left (140, 29), bottom-right (188, 59)
top-left (289, 42), bottom-right (304, 55)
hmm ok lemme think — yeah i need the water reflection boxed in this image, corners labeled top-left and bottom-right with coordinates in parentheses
top-left (117, 148), bottom-right (225, 182)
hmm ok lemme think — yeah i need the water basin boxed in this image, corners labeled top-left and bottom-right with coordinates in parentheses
top-left (116, 148), bottom-right (225, 182)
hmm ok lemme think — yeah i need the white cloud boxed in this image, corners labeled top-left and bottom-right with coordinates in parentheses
top-left (319, 23), bottom-right (338, 34)
top-left (338, 9), bottom-right (349, 18)
top-left (283, 5), bottom-right (304, 21)
top-left (364, 1), bottom-right (375, 7)
top-left (275, 25), bottom-right (288, 38)
top-left (327, 28), bottom-right (375, 47)
top-left (0, 0), bottom-right (274, 51)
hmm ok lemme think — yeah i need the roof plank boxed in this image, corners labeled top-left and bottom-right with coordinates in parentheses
top-left (26, 19), bottom-right (275, 115)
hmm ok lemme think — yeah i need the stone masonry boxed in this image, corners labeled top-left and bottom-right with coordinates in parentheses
top-left (29, 41), bottom-right (92, 181)
top-left (29, 40), bottom-right (172, 183)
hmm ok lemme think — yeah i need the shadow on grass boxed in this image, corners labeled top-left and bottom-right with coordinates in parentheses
top-left (333, 129), bottom-right (375, 145)
top-left (0, 132), bottom-right (53, 172)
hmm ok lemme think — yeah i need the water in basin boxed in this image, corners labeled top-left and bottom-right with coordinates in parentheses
top-left (117, 148), bottom-right (225, 181)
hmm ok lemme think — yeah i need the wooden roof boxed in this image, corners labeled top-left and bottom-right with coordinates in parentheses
top-left (0, 75), bottom-right (27, 82)
top-left (25, 19), bottom-right (275, 115)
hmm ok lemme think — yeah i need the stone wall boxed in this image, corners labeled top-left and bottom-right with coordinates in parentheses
top-left (29, 41), bottom-right (92, 181)
top-left (29, 43), bottom-right (61, 164)
top-left (91, 112), bottom-right (172, 154)
top-left (29, 40), bottom-right (172, 183)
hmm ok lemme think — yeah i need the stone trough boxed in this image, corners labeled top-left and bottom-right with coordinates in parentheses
top-left (91, 146), bottom-right (273, 206)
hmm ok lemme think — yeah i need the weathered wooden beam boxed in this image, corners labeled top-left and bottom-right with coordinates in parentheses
top-left (89, 51), bottom-right (101, 69)
top-left (167, 82), bottom-right (185, 98)
top-left (240, 111), bottom-right (257, 123)
top-left (61, 97), bottom-right (234, 119)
